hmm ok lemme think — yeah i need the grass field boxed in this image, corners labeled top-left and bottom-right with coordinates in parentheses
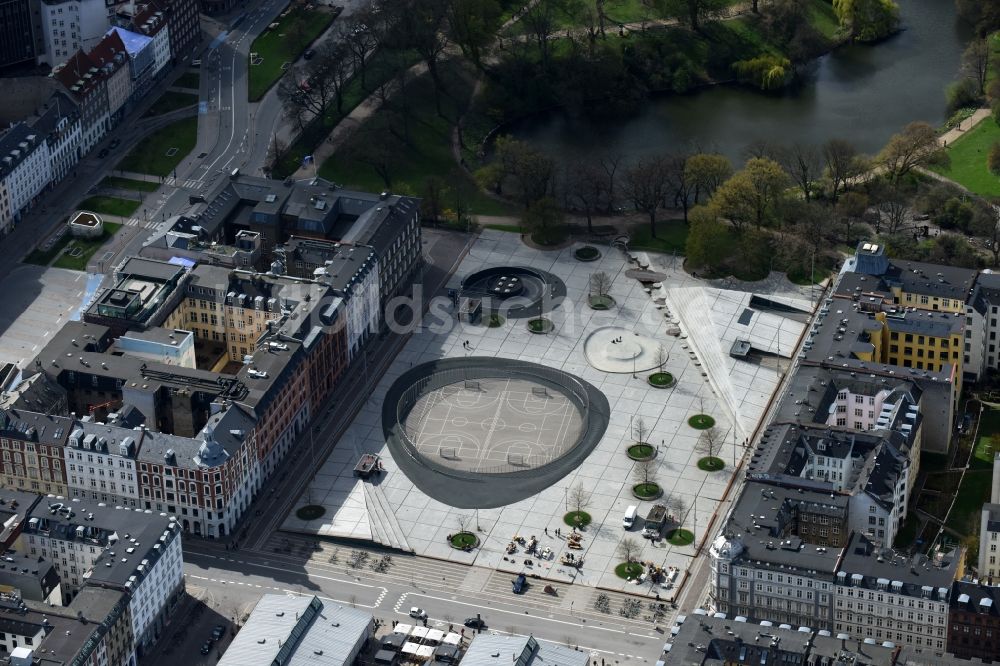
top-left (117, 117), bottom-right (198, 177)
top-left (317, 59), bottom-right (514, 216)
top-left (947, 406), bottom-right (1000, 537)
top-left (144, 91), bottom-right (198, 117)
top-left (248, 6), bottom-right (338, 101)
top-left (972, 407), bottom-right (1000, 469)
top-left (52, 222), bottom-right (123, 271)
top-left (629, 219), bottom-right (689, 254)
top-left (78, 196), bottom-right (141, 218)
top-left (930, 118), bottom-right (1000, 197)
top-left (174, 71), bottom-right (200, 90)
top-left (100, 176), bottom-right (159, 192)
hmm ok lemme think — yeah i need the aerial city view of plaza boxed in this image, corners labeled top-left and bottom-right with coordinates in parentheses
top-left (4, 0), bottom-right (1000, 664)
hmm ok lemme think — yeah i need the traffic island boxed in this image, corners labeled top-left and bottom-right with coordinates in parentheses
top-left (563, 511), bottom-right (592, 528)
top-left (688, 414), bottom-right (716, 430)
top-left (615, 561), bottom-right (644, 579)
top-left (296, 505), bottom-right (326, 521)
top-left (527, 317), bottom-right (554, 334)
top-left (697, 456), bottom-right (725, 471)
top-left (574, 246), bottom-right (601, 261)
top-left (632, 482), bottom-right (663, 500)
top-left (647, 372), bottom-right (675, 388)
top-left (627, 443), bottom-right (656, 461)
top-left (666, 529), bottom-right (694, 546)
top-left (588, 294), bottom-right (615, 310)
top-left (449, 532), bottom-right (479, 549)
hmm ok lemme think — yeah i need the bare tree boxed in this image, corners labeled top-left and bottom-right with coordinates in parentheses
top-left (617, 536), bottom-right (641, 563)
top-left (566, 160), bottom-right (608, 232)
top-left (623, 156), bottom-right (670, 238)
top-left (599, 154), bottom-right (623, 213)
top-left (589, 271), bottom-right (612, 297)
top-left (633, 457), bottom-right (656, 486)
top-left (822, 139), bottom-right (860, 203)
top-left (654, 344), bottom-right (669, 371)
top-left (568, 483), bottom-right (592, 515)
top-left (633, 417), bottom-right (649, 445)
top-left (775, 142), bottom-right (821, 202)
top-left (696, 426), bottom-right (723, 459)
top-left (665, 494), bottom-right (686, 525)
top-left (963, 38), bottom-right (991, 95)
top-left (340, 18), bottom-right (378, 89)
top-left (456, 514), bottom-right (471, 533)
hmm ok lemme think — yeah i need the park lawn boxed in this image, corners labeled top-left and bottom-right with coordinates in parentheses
top-left (117, 117), bottom-right (198, 177)
top-left (174, 71), bottom-right (200, 89)
top-left (78, 196), bottom-right (140, 217)
top-left (483, 223), bottom-right (522, 233)
top-left (272, 49), bottom-right (422, 178)
top-left (629, 218), bottom-right (689, 254)
top-left (101, 176), bottom-right (159, 192)
top-left (143, 91), bottom-right (198, 117)
top-left (248, 6), bottom-right (338, 101)
top-left (806, 0), bottom-right (841, 41)
top-left (318, 59), bottom-right (515, 216)
top-left (51, 222), bottom-right (122, 271)
top-left (950, 469), bottom-right (993, 536)
top-left (23, 229), bottom-right (71, 266)
top-left (973, 406), bottom-right (1000, 469)
top-left (930, 118), bottom-right (1000, 197)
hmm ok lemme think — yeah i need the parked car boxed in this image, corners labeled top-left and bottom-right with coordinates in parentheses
top-left (97, 148), bottom-right (109, 159)
top-left (200, 641), bottom-right (212, 655)
top-left (464, 617), bottom-right (486, 629)
top-left (109, 138), bottom-right (121, 149)
top-left (512, 573), bottom-right (527, 594)
top-left (211, 625), bottom-right (225, 640)
top-left (409, 607), bottom-right (426, 619)
top-left (303, 49), bottom-right (316, 60)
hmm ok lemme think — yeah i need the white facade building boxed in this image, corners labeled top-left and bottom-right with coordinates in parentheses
top-left (0, 124), bottom-right (52, 226)
top-left (979, 453), bottom-right (1000, 579)
top-left (40, 0), bottom-right (112, 65)
top-left (64, 426), bottom-right (141, 508)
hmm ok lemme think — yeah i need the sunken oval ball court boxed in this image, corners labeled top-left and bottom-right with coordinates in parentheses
top-left (383, 357), bottom-right (610, 509)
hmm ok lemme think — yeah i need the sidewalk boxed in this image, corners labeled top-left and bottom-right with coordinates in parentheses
top-left (939, 107), bottom-right (991, 147)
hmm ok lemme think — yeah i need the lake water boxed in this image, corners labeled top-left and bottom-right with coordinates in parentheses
top-left (510, 0), bottom-right (973, 163)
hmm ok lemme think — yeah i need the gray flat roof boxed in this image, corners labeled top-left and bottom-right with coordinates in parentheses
top-left (461, 634), bottom-right (588, 666)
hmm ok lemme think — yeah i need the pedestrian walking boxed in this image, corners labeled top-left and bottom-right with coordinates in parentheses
top-left (544, 527), bottom-right (549, 536)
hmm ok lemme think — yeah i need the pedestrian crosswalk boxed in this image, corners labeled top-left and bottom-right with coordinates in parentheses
top-left (124, 217), bottom-right (161, 229)
top-left (164, 176), bottom-right (203, 188)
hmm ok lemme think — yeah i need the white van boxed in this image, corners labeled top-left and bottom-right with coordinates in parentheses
top-left (623, 505), bottom-right (638, 529)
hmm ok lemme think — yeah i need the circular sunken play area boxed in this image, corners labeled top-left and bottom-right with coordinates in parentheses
top-left (584, 327), bottom-right (666, 373)
top-left (383, 358), bottom-right (610, 508)
top-left (459, 266), bottom-right (567, 319)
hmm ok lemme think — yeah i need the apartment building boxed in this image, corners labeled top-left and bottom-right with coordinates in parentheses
top-left (87, 29), bottom-right (131, 124)
top-left (0, 410), bottom-right (73, 497)
top-left (159, 0), bottom-right (200, 63)
top-left (949, 581), bottom-right (1000, 662)
top-left (64, 423), bottom-right (141, 508)
top-left (0, 123), bottom-right (51, 234)
top-left (33, 91), bottom-right (81, 183)
top-left (51, 49), bottom-right (110, 154)
top-left (39, 0), bottom-right (110, 65)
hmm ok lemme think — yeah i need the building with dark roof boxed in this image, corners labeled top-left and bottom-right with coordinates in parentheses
top-left (949, 581), bottom-right (1000, 662)
top-left (50, 49), bottom-right (110, 153)
top-left (84, 257), bottom-right (189, 335)
top-left (0, 552), bottom-right (62, 605)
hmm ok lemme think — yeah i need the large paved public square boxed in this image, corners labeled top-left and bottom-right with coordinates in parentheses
top-left (284, 230), bottom-right (816, 594)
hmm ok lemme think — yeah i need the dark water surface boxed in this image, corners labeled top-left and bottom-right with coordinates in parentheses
top-left (510, 0), bottom-right (972, 163)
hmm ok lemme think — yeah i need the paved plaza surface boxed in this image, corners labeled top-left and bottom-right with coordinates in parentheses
top-left (0, 265), bottom-right (103, 369)
top-left (285, 230), bottom-right (816, 594)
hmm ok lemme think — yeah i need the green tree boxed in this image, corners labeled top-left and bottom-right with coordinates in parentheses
top-left (653, 0), bottom-right (729, 32)
top-left (447, 0), bottom-right (502, 70)
top-left (832, 0), bottom-right (899, 42)
top-left (685, 153), bottom-right (732, 204)
top-left (732, 54), bottom-right (792, 90)
top-left (685, 205), bottom-right (729, 271)
top-left (522, 197), bottom-right (565, 244)
top-left (711, 158), bottom-right (790, 233)
top-left (990, 142), bottom-right (1000, 175)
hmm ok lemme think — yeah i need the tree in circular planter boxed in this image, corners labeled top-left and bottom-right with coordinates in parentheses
top-left (527, 317), bottom-right (554, 334)
top-left (688, 414), bottom-right (715, 430)
top-left (449, 532), bottom-right (479, 549)
top-left (615, 537), bottom-right (644, 579)
top-left (574, 245), bottom-right (601, 261)
top-left (648, 344), bottom-right (673, 388)
top-left (487, 313), bottom-right (505, 327)
top-left (627, 417), bottom-right (656, 460)
top-left (296, 505), bottom-right (326, 521)
top-left (696, 426), bottom-right (725, 471)
top-left (588, 271), bottom-right (616, 310)
top-left (564, 483), bottom-right (592, 528)
top-left (666, 528), bottom-right (694, 546)
top-left (632, 456), bottom-right (662, 499)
